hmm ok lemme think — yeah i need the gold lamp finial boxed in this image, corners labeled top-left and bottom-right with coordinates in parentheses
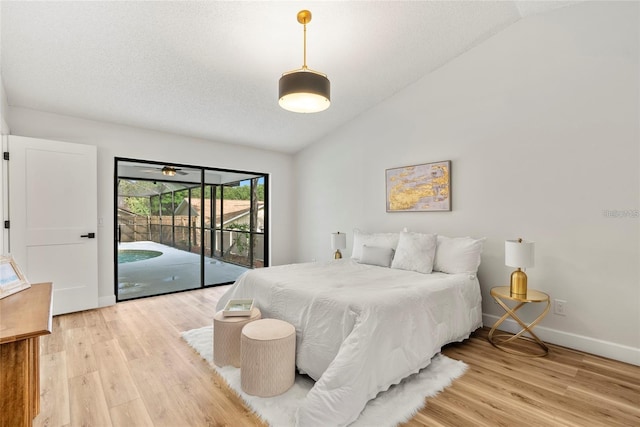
top-left (297, 10), bottom-right (311, 25)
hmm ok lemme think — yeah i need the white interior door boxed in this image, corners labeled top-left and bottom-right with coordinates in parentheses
top-left (8, 135), bottom-right (98, 315)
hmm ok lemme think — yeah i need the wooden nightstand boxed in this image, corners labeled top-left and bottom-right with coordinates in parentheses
top-left (488, 286), bottom-right (551, 357)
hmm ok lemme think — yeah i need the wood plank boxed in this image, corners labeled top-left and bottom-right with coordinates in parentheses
top-left (64, 327), bottom-right (98, 379)
top-left (93, 339), bottom-right (140, 408)
top-left (448, 367), bottom-right (589, 427)
top-left (83, 309), bottom-right (114, 344)
top-left (56, 311), bottom-right (86, 332)
top-left (40, 316), bottom-right (65, 355)
top-left (564, 385), bottom-right (640, 425)
top-left (440, 328), bottom-right (640, 426)
top-left (109, 398), bottom-right (154, 427)
top-left (109, 331), bottom-right (149, 361)
top-left (418, 383), bottom-right (526, 427)
top-left (68, 371), bottom-right (112, 427)
top-left (138, 385), bottom-right (201, 427)
top-left (33, 351), bottom-right (70, 427)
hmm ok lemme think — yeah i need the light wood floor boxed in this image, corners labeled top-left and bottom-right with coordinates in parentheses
top-left (34, 286), bottom-right (640, 427)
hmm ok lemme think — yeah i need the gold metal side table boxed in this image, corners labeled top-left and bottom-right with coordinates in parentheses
top-left (488, 286), bottom-right (551, 357)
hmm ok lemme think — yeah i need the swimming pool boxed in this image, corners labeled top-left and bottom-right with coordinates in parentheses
top-left (118, 249), bottom-right (163, 264)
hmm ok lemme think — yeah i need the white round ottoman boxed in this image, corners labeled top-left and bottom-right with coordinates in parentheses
top-left (213, 307), bottom-right (261, 368)
top-left (240, 318), bottom-right (296, 397)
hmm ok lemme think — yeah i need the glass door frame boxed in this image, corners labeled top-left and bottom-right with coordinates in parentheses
top-left (114, 157), bottom-right (269, 302)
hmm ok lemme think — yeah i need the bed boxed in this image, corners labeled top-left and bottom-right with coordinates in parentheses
top-left (216, 232), bottom-right (484, 427)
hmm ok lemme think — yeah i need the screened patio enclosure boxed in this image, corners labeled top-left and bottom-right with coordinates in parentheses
top-left (115, 159), bottom-right (268, 301)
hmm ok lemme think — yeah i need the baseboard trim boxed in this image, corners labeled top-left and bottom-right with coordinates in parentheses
top-left (482, 313), bottom-right (640, 366)
top-left (99, 294), bottom-right (116, 308)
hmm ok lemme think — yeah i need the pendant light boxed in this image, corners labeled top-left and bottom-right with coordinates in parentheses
top-left (279, 10), bottom-right (330, 113)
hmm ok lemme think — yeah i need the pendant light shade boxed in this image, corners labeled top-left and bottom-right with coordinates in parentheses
top-left (279, 10), bottom-right (330, 113)
top-left (279, 70), bottom-right (330, 113)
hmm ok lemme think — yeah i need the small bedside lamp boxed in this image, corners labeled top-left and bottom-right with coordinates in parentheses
top-left (331, 232), bottom-right (346, 259)
top-left (505, 238), bottom-right (535, 298)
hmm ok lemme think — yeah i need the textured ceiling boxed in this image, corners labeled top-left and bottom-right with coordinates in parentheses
top-left (0, 1), bottom-right (575, 153)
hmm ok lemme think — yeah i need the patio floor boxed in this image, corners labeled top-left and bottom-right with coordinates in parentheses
top-left (117, 241), bottom-right (248, 300)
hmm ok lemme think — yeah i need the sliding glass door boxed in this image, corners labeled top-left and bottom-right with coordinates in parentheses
top-left (115, 159), bottom-right (268, 301)
top-left (203, 176), bottom-right (266, 286)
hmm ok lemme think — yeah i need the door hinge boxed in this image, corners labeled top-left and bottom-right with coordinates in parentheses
top-left (3, 152), bottom-right (8, 161)
top-left (3, 221), bottom-right (9, 229)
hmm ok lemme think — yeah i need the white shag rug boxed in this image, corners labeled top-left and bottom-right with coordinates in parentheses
top-left (181, 325), bottom-right (467, 427)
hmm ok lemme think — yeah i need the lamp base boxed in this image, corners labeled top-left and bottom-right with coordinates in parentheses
top-left (334, 249), bottom-right (342, 259)
top-left (510, 268), bottom-right (528, 298)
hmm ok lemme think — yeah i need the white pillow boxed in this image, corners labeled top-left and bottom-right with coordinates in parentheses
top-left (359, 245), bottom-right (395, 268)
top-left (391, 232), bottom-right (437, 274)
top-left (433, 236), bottom-right (486, 274)
top-left (351, 229), bottom-right (400, 260)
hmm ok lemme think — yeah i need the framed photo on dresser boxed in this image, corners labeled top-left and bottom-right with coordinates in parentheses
top-left (0, 255), bottom-right (31, 300)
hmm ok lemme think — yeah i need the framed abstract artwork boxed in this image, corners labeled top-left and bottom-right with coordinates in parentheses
top-left (385, 160), bottom-right (451, 212)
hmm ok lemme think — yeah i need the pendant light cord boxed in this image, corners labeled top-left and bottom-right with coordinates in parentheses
top-left (302, 17), bottom-right (308, 69)
top-left (284, 10), bottom-right (320, 75)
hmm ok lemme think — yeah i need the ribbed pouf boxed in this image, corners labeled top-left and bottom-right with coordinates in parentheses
top-left (213, 307), bottom-right (261, 368)
top-left (240, 318), bottom-right (296, 397)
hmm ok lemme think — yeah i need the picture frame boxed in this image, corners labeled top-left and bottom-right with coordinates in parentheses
top-left (223, 298), bottom-right (255, 317)
top-left (385, 160), bottom-right (451, 212)
top-left (0, 255), bottom-right (31, 300)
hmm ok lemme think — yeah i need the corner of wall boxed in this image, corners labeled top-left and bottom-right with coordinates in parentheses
top-left (99, 294), bottom-right (116, 308)
top-left (1, 72), bottom-right (9, 254)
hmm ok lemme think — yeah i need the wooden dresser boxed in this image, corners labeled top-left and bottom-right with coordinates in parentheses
top-left (0, 282), bottom-right (53, 427)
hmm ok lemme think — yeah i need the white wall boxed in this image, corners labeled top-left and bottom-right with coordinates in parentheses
top-left (0, 82), bottom-right (7, 133)
top-left (7, 108), bottom-right (296, 307)
top-left (0, 6), bottom-right (4, 132)
top-left (1, 1), bottom-right (8, 248)
top-left (1, 76), bottom-right (9, 251)
top-left (294, 2), bottom-right (639, 364)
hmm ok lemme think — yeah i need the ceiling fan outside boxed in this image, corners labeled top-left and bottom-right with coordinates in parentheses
top-left (139, 165), bottom-right (188, 176)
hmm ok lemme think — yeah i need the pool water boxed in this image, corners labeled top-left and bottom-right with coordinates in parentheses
top-left (118, 249), bottom-right (163, 264)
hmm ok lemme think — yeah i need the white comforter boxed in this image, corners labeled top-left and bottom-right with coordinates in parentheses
top-left (216, 259), bottom-right (482, 427)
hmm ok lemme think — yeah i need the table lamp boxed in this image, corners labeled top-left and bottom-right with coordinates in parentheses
top-left (505, 238), bottom-right (535, 297)
top-left (331, 232), bottom-right (346, 259)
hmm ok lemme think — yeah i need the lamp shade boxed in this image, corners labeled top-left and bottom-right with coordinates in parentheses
top-left (505, 239), bottom-right (535, 268)
top-left (331, 232), bottom-right (346, 251)
top-left (279, 70), bottom-right (330, 113)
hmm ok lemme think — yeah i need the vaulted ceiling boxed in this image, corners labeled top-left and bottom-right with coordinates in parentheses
top-left (1, 1), bottom-right (575, 153)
